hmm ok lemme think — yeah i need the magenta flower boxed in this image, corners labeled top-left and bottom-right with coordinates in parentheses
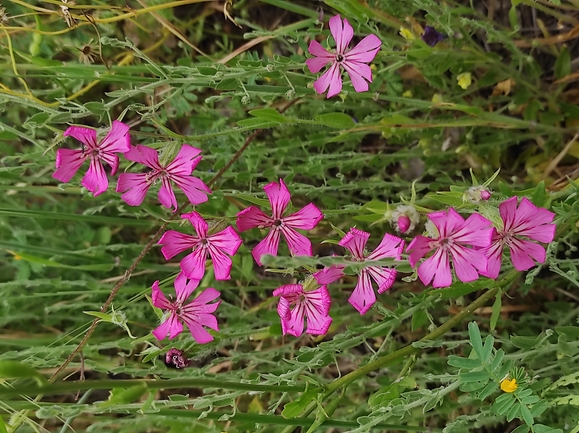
top-left (339, 229), bottom-right (404, 315)
top-left (306, 15), bottom-right (381, 98)
top-left (236, 179), bottom-right (323, 266)
top-left (313, 264), bottom-right (345, 285)
top-left (479, 197), bottom-right (556, 278)
top-left (273, 284), bottom-right (332, 337)
top-left (158, 212), bottom-right (242, 281)
top-left (151, 272), bottom-right (220, 343)
top-left (53, 120), bottom-right (131, 196)
top-left (407, 209), bottom-right (493, 288)
top-left (116, 144), bottom-right (211, 211)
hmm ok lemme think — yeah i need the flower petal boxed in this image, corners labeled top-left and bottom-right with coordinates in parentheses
top-left (180, 247), bottom-right (208, 280)
top-left (348, 270), bottom-right (376, 315)
top-left (479, 232), bottom-right (504, 279)
top-left (159, 230), bottom-right (198, 260)
top-left (181, 211), bottom-right (209, 238)
top-left (52, 149), bottom-right (86, 183)
top-left (305, 285), bottom-right (332, 316)
top-left (81, 158), bottom-right (109, 196)
top-left (313, 62), bottom-right (342, 98)
top-left (174, 273), bottom-right (200, 304)
top-left (406, 235), bottom-right (433, 268)
top-left (283, 203), bottom-right (323, 230)
top-left (264, 179), bottom-right (291, 219)
top-left (450, 245), bottom-right (487, 283)
top-left (498, 196), bottom-right (518, 232)
top-left (345, 34), bottom-right (381, 62)
top-left (236, 206), bottom-right (272, 232)
top-left (252, 229), bottom-right (281, 266)
top-left (341, 62), bottom-right (371, 92)
top-left (452, 213), bottom-right (493, 247)
top-left (508, 238), bottom-right (547, 271)
top-left (99, 120), bottom-right (131, 154)
top-left (190, 287), bottom-right (221, 307)
top-left (367, 233), bottom-right (404, 260)
top-left (152, 313), bottom-right (183, 340)
top-left (151, 280), bottom-right (173, 309)
top-left (116, 173), bottom-right (151, 206)
top-left (208, 247), bottom-right (233, 280)
top-left (281, 226), bottom-right (313, 257)
top-left (367, 266), bottom-right (397, 294)
top-left (306, 40), bottom-right (334, 73)
top-left (172, 174), bottom-right (211, 206)
top-left (183, 319), bottom-right (214, 343)
top-left (123, 145), bottom-right (161, 168)
top-left (329, 15), bottom-right (354, 54)
top-left (339, 228), bottom-right (370, 260)
top-left (210, 226), bottom-right (242, 256)
top-left (281, 303), bottom-right (305, 337)
top-left (418, 248), bottom-right (452, 288)
top-left (166, 144), bottom-right (202, 175)
top-left (313, 265), bottom-right (345, 285)
top-left (63, 126), bottom-right (98, 149)
top-left (158, 177), bottom-right (178, 211)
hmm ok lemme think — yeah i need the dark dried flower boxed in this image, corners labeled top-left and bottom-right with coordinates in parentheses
top-left (164, 348), bottom-right (191, 369)
top-left (421, 26), bottom-right (446, 47)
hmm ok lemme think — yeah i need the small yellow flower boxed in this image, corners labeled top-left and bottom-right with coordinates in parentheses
top-left (399, 27), bottom-right (416, 40)
top-left (500, 378), bottom-right (518, 393)
top-left (431, 93), bottom-right (443, 104)
top-left (402, 90), bottom-right (413, 98)
top-left (457, 72), bottom-right (472, 90)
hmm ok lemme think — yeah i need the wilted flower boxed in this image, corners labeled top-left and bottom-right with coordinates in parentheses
top-left (151, 273), bottom-right (221, 343)
top-left (339, 228), bottom-right (404, 315)
top-left (236, 179), bottom-right (323, 266)
top-left (274, 284), bottom-right (332, 337)
top-left (306, 15), bottom-right (381, 98)
top-left (421, 26), bottom-right (446, 47)
top-left (158, 212), bottom-right (242, 281)
top-left (479, 197), bottom-right (556, 279)
top-left (407, 209), bottom-right (493, 288)
top-left (457, 72), bottom-right (472, 90)
top-left (164, 348), bottom-right (191, 369)
top-left (53, 121), bottom-right (131, 196)
top-left (117, 144), bottom-right (211, 211)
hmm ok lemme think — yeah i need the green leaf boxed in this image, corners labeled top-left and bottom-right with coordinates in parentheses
top-left (506, 402), bottom-right (521, 422)
top-left (468, 322), bottom-right (484, 361)
top-left (248, 108), bottom-right (288, 123)
top-left (0, 361), bottom-right (47, 386)
top-left (282, 388), bottom-right (320, 418)
top-left (531, 181), bottom-right (546, 207)
top-left (84, 311), bottom-right (113, 322)
top-left (481, 335), bottom-right (494, 363)
top-left (459, 371), bottom-right (490, 382)
top-left (478, 382), bottom-right (498, 400)
top-left (0, 417), bottom-right (7, 433)
top-left (100, 385), bottom-right (148, 407)
top-left (533, 424), bottom-right (563, 433)
top-left (492, 393), bottom-right (515, 415)
top-left (555, 326), bottom-right (579, 339)
top-left (554, 46), bottom-right (571, 80)
top-left (521, 404), bottom-right (534, 425)
top-left (448, 356), bottom-right (481, 369)
top-left (235, 194), bottom-right (270, 208)
top-left (315, 113), bottom-right (356, 129)
top-left (511, 425), bottom-right (529, 433)
top-left (490, 349), bottom-right (505, 372)
top-left (369, 385), bottom-right (399, 409)
top-left (511, 335), bottom-right (538, 350)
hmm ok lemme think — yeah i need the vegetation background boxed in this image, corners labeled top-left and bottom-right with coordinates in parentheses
top-left (1, 0), bottom-right (579, 432)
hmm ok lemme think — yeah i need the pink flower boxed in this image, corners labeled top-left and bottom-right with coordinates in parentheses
top-left (407, 209), bottom-right (493, 288)
top-left (53, 120), bottom-right (131, 196)
top-left (151, 272), bottom-right (221, 343)
top-left (479, 197), bottom-right (556, 278)
top-left (158, 212), bottom-right (242, 281)
top-left (117, 144), bottom-right (211, 211)
top-left (306, 15), bottom-right (381, 98)
top-left (273, 284), bottom-right (332, 337)
top-left (339, 229), bottom-right (404, 315)
top-left (397, 215), bottom-right (411, 234)
top-left (236, 179), bottom-right (323, 266)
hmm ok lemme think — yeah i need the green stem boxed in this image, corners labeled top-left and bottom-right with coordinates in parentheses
top-left (0, 378), bottom-right (305, 399)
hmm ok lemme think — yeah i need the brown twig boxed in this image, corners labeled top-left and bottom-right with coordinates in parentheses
top-left (49, 98), bottom-right (298, 382)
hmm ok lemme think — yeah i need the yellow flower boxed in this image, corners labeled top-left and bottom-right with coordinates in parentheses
top-left (500, 378), bottom-right (518, 393)
top-left (457, 72), bottom-right (472, 90)
top-left (431, 93), bottom-right (443, 104)
top-left (399, 27), bottom-right (416, 40)
top-left (402, 90), bottom-right (413, 98)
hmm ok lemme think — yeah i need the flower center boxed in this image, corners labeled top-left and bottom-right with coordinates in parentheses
top-left (200, 238), bottom-right (209, 248)
top-left (273, 219), bottom-right (283, 228)
top-left (336, 54), bottom-right (344, 62)
top-left (434, 237), bottom-right (454, 251)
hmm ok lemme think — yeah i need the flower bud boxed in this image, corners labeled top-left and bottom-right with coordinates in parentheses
top-left (397, 215), bottom-right (411, 234)
top-left (464, 186), bottom-right (492, 203)
top-left (390, 205), bottom-right (420, 234)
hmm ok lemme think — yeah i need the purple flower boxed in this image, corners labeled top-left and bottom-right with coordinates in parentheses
top-left (339, 229), bottom-right (404, 315)
top-left (421, 26), bottom-right (446, 47)
top-left (158, 212), bottom-right (242, 281)
top-left (116, 144), bottom-right (211, 211)
top-left (479, 197), bottom-right (556, 278)
top-left (306, 15), bottom-right (381, 98)
top-left (273, 284), bottom-right (332, 337)
top-left (236, 179), bottom-right (323, 266)
top-left (53, 120), bottom-right (131, 196)
top-left (164, 348), bottom-right (191, 369)
top-left (151, 272), bottom-right (220, 343)
top-left (407, 209), bottom-right (493, 288)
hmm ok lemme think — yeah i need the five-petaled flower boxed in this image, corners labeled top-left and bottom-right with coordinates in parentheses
top-left (117, 144), bottom-right (211, 211)
top-left (274, 284), bottom-right (332, 337)
top-left (479, 197), bottom-right (556, 279)
top-left (339, 228), bottom-right (404, 315)
top-left (236, 179), bottom-right (323, 266)
top-left (151, 272), bottom-right (221, 343)
top-left (159, 212), bottom-right (242, 281)
top-left (407, 209), bottom-right (493, 288)
top-left (53, 120), bottom-right (131, 196)
top-left (306, 14), bottom-right (381, 98)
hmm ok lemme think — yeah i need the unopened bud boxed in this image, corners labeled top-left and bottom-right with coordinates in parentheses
top-left (397, 215), bottom-right (411, 234)
top-left (464, 186), bottom-right (492, 203)
top-left (480, 189), bottom-right (491, 201)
